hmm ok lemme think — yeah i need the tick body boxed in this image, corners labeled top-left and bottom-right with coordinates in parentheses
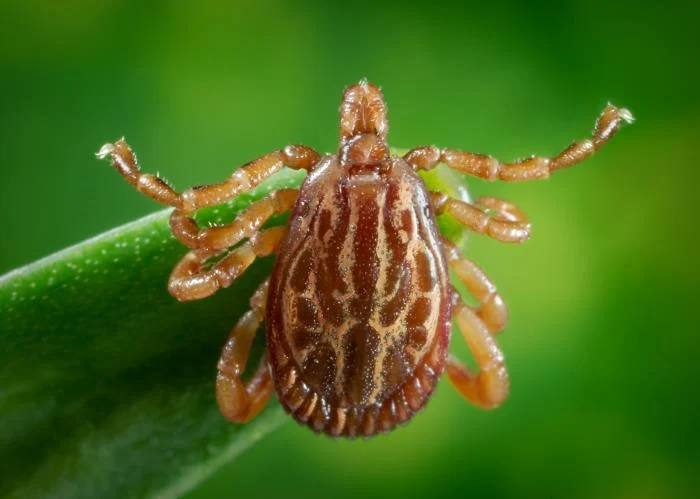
top-left (98, 81), bottom-right (633, 437)
top-left (267, 153), bottom-right (451, 435)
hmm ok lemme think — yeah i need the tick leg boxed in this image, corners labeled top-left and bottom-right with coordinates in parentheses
top-left (96, 139), bottom-right (319, 210)
top-left (443, 239), bottom-right (509, 408)
top-left (431, 192), bottom-right (531, 243)
top-left (170, 188), bottom-right (298, 250)
top-left (442, 237), bottom-right (508, 334)
top-left (168, 226), bottom-right (284, 301)
top-left (216, 279), bottom-right (273, 423)
top-left (404, 104), bottom-right (633, 180)
top-left (445, 305), bottom-right (509, 409)
top-left (97, 139), bottom-right (314, 250)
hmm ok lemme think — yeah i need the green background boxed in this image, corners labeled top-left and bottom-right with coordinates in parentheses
top-left (1, 1), bottom-right (698, 498)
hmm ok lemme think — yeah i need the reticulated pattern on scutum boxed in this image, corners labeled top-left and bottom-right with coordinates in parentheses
top-left (267, 157), bottom-right (451, 436)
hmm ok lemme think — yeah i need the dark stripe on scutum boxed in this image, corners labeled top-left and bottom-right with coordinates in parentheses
top-left (408, 297), bottom-right (433, 327)
top-left (289, 248), bottom-right (313, 292)
top-left (379, 181), bottom-right (414, 328)
top-left (413, 249), bottom-right (437, 292)
top-left (383, 182), bottom-right (412, 297)
top-left (381, 343), bottom-right (412, 391)
top-left (291, 296), bottom-right (320, 351)
top-left (415, 187), bottom-right (439, 255)
top-left (413, 186), bottom-right (442, 296)
top-left (281, 190), bottom-right (328, 363)
top-left (341, 183), bottom-right (384, 405)
top-left (341, 323), bottom-right (380, 405)
top-left (302, 341), bottom-right (337, 401)
top-left (315, 189), bottom-right (351, 328)
top-left (348, 193), bottom-right (381, 320)
top-left (379, 265), bottom-right (411, 328)
top-left (284, 190), bottom-right (327, 292)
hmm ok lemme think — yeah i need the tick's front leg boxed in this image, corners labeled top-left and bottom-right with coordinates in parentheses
top-left (97, 139), bottom-right (315, 249)
top-left (404, 104), bottom-right (633, 181)
top-left (216, 279), bottom-right (273, 423)
top-left (97, 139), bottom-right (319, 210)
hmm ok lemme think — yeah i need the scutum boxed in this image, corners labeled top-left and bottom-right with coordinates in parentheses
top-left (267, 156), bottom-right (450, 414)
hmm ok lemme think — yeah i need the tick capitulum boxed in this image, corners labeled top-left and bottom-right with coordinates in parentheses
top-left (97, 81), bottom-right (633, 438)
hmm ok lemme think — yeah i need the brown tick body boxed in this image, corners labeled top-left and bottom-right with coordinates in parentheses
top-left (267, 152), bottom-right (452, 435)
top-left (98, 81), bottom-right (633, 437)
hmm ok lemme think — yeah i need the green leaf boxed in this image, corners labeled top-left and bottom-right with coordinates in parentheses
top-left (0, 162), bottom-right (467, 499)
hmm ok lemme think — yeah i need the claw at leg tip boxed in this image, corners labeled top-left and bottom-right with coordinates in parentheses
top-left (606, 102), bottom-right (635, 124)
top-left (96, 142), bottom-right (115, 160)
top-left (619, 108), bottom-right (635, 124)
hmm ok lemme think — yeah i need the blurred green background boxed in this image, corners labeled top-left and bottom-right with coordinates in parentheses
top-left (1, 1), bottom-right (698, 498)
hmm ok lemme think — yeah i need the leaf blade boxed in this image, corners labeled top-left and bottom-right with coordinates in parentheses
top-left (0, 163), bottom-right (467, 498)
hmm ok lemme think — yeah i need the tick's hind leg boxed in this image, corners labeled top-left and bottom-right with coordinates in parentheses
top-left (442, 241), bottom-right (509, 409)
top-left (216, 279), bottom-right (273, 423)
top-left (168, 226), bottom-right (284, 301)
top-left (442, 237), bottom-right (508, 334)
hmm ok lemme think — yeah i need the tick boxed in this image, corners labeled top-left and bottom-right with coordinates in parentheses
top-left (97, 81), bottom-right (633, 438)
